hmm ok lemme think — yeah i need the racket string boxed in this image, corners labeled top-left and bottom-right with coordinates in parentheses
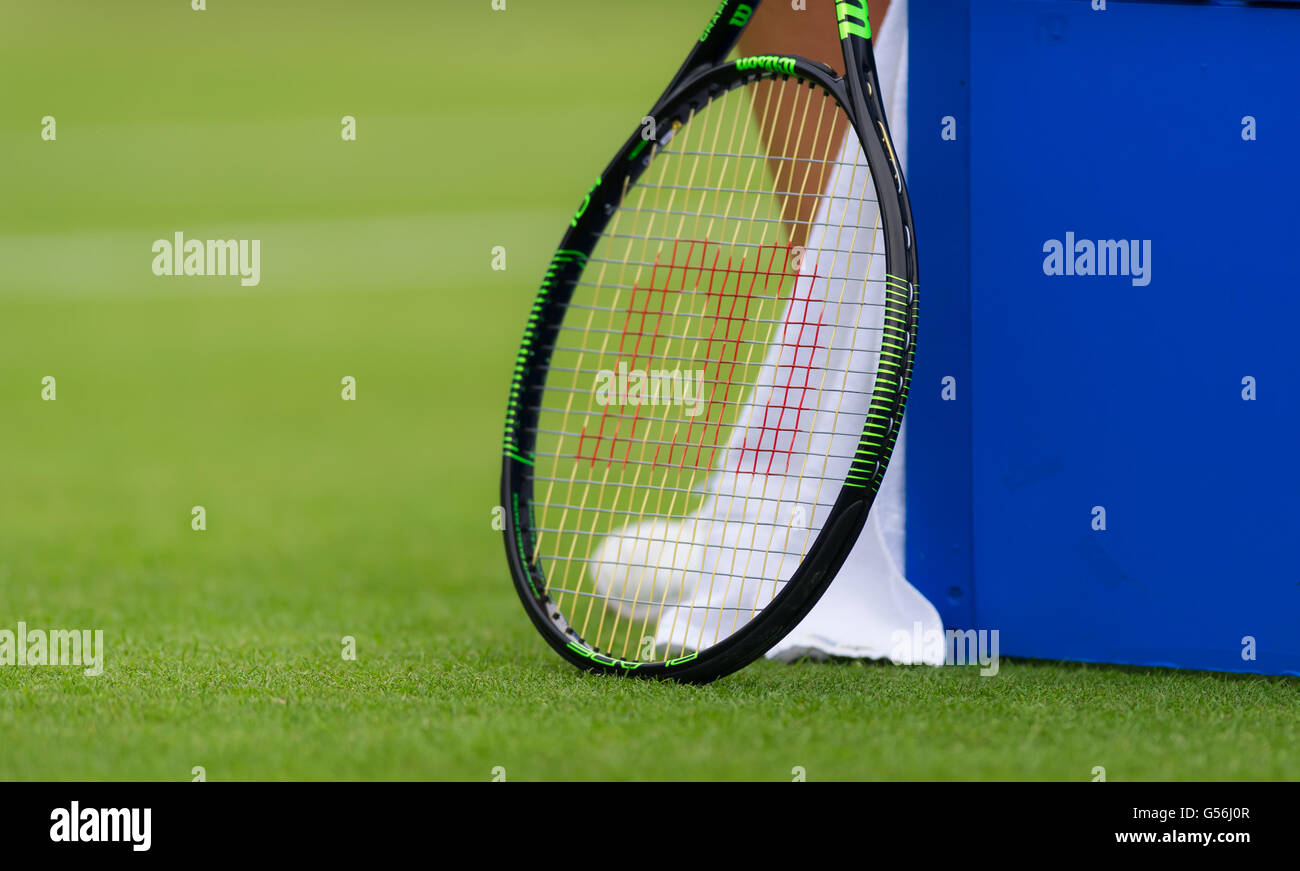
top-left (531, 76), bottom-right (887, 659)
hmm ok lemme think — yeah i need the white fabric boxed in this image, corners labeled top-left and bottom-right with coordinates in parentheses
top-left (766, 0), bottom-right (943, 665)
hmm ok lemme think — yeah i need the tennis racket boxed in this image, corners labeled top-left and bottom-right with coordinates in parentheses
top-left (502, 0), bottom-right (917, 683)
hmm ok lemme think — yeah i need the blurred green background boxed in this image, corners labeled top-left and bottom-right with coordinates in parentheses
top-left (1, 0), bottom-right (1295, 781)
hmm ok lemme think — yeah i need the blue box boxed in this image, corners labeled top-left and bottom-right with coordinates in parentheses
top-left (906, 0), bottom-right (1300, 675)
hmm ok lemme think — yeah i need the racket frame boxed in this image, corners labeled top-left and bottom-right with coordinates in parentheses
top-left (502, 0), bottom-right (917, 683)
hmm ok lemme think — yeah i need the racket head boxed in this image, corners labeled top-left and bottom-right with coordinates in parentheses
top-left (503, 53), bottom-right (916, 684)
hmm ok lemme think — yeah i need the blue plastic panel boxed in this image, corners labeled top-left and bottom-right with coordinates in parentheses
top-left (905, 0), bottom-right (976, 631)
top-left (909, 0), bottom-right (1300, 675)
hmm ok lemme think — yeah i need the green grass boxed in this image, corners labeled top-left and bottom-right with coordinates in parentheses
top-left (1, 0), bottom-right (1297, 781)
